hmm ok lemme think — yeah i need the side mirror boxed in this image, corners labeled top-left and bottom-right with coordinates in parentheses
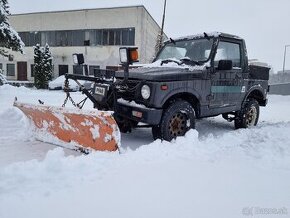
top-left (217, 60), bottom-right (233, 71)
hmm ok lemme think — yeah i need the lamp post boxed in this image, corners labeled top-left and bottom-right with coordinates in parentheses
top-left (283, 45), bottom-right (290, 73)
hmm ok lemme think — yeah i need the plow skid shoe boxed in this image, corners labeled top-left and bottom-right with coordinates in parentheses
top-left (14, 101), bottom-right (120, 152)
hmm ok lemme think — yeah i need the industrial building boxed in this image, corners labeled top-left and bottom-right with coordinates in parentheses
top-left (0, 5), bottom-right (162, 82)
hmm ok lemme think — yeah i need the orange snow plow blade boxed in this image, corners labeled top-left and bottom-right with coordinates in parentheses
top-left (14, 101), bottom-right (120, 152)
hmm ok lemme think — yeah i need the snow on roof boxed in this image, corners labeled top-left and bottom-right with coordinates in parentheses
top-left (165, 32), bottom-right (242, 43)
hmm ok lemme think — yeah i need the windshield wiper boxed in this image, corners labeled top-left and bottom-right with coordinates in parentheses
top-left (160, 59), bottom-right (182, 66)
top-left (169, 38), bottom-right (176, 45)
top-left (180, 57), bottom-right (202, 66)
top-left (204, 32), bottom-right (210, 41)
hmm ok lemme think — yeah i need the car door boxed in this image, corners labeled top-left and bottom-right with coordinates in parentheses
top-left (209, 40), bottom-right (243, 111)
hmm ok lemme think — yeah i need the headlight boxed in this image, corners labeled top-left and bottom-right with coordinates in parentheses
top-left (141, 85), bottom-right (151, 100)
top-left (119, 48), bottom-right (128, 63)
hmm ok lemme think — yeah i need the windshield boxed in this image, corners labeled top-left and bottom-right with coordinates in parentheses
top-left (156, 38), bottom-right (214, 63)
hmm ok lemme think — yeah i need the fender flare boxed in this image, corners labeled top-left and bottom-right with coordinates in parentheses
top-left (160, 88), bottom-right (202, 116)
top-left (243, 85), bottom-right (266, 105)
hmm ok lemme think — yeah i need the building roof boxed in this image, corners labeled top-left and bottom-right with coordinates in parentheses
top-left (10, 5), bottom-right (162, 32)
top-left (10, 5), bottom-right (142, 16)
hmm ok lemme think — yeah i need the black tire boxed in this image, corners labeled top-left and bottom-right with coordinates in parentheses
top-left (155, 100), bottom-right (196, 141)
top-left (235, 98), bottom-right (260, 129)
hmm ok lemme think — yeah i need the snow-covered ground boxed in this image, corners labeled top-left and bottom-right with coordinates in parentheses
top-left (0, 84), bottom-right (289, 218)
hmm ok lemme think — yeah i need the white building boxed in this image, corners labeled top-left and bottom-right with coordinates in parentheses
top-left (1, 5), bottom-right (162, 82)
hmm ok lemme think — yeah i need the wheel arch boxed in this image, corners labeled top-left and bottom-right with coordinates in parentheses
top-left (244, 86), bottom-right (266, 106)
top-left (162, 92), bottom-right (201, 117)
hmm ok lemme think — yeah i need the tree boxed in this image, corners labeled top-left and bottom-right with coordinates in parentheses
top-left (34, 44), bottom-right (44, 89)
top-left (34, 44), bottom-right (53, 89)
top-left (0, 0), bottom-right (24, 57)
top-left (42, 44), bottom-right (53, 84)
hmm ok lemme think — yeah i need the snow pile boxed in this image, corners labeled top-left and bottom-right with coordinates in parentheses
top-left (0, 124), bottom-right (290, 218)
top-left (0, 107), bottom-right (32, 142)
top-left (1, 85), bottom-right (290, 218)
top-left (0, 84), bottom-right (94, 111)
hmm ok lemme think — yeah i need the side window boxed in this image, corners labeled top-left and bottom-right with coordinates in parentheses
top-left (215, 41), bottom-right (241, 68)
top-left (59, 65), bottom-right (68, 76)
top-left (7, 64), bottom-right (15, 76)
top-left (89, 65), bottom-right (100, 76)
top-left (73, 65), bottom-right (83, 75)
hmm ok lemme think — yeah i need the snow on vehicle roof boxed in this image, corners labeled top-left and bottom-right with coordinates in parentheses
top-left (165, 32), bottom-right (242, 43)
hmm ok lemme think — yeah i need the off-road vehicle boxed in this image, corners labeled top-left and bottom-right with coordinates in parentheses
top-left (68, 32), bottom-right (270, 141)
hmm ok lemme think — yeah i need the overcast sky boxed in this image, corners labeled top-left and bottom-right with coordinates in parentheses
top-left (8, 0), bottom-right (290, 72)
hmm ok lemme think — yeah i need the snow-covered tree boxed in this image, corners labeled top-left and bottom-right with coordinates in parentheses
top-left (34, 44), bottom-right (53, 89)
top-left (42, 44), bottom-right (53, 84)
top-left (34, 44), bottom-right (44, 89)
top-left (0, 0), bottom-right (24, 57)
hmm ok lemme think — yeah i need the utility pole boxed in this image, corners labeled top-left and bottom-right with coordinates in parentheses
top-left (155, 0), bottom-right (167, 56)
top-left (283, 45), bottom-right (290, 73)
top-left (160, 0), bottom-right (167, 41)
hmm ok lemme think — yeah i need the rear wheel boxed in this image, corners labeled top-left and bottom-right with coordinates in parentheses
top-left (235, 98), bottom-right (259, 129)
top-left (153, 100), bottom-right (195, 141)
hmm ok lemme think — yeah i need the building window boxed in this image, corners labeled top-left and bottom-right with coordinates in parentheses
top-left (48, 31), bottom-right (56, 46)
top-left (102, 30), bottom-right (109, 45)
top-left (18, 28), bottom-right (135, 47)
top-left (128, 28), bottom-right (135, 45)
top-left (109, 30), bottom-right (115, 45)
top-left (0, 63), bottom-right (3, 70)
top-left (7, 64), bottom-right (15, 76)
top-left (89, 65), bottom-right (100, 76)
top-left (59, 65), bottom-right (69, 76)
top-left (121, 28), bottom-right (135, 46)
top-left (73, 65), bottom-right (83, 75)
top-left (96, 30), bottom-right (102, 45)
top-left (72, 30), bottom-right (85, 46)
top-left (115, 30), bottom-right (121, 45)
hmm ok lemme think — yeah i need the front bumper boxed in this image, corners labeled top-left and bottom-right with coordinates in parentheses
top-left (114, 102), bottom-right (163, 125)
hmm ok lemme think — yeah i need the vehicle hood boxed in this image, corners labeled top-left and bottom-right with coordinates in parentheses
top-left (115, 66), bottom-right (206, 82)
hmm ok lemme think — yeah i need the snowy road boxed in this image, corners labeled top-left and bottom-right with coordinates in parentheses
top-left (0, 85), bottom-right (290, 218)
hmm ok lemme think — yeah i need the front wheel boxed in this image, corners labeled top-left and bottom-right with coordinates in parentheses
top-left (153, 100), bottom-right (196, 141)
top-left (235, 98), bottom-right (260, 129)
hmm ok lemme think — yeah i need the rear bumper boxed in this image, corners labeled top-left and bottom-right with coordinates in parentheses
top-left (114, 102), bottom-right (163, 125)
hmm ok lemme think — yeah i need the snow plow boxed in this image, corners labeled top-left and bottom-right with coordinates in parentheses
top-left (14, 100), bottom-right (120, 153)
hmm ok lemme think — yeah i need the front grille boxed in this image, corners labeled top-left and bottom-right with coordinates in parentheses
top-left (117, 80), bottom-right (141, 101)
